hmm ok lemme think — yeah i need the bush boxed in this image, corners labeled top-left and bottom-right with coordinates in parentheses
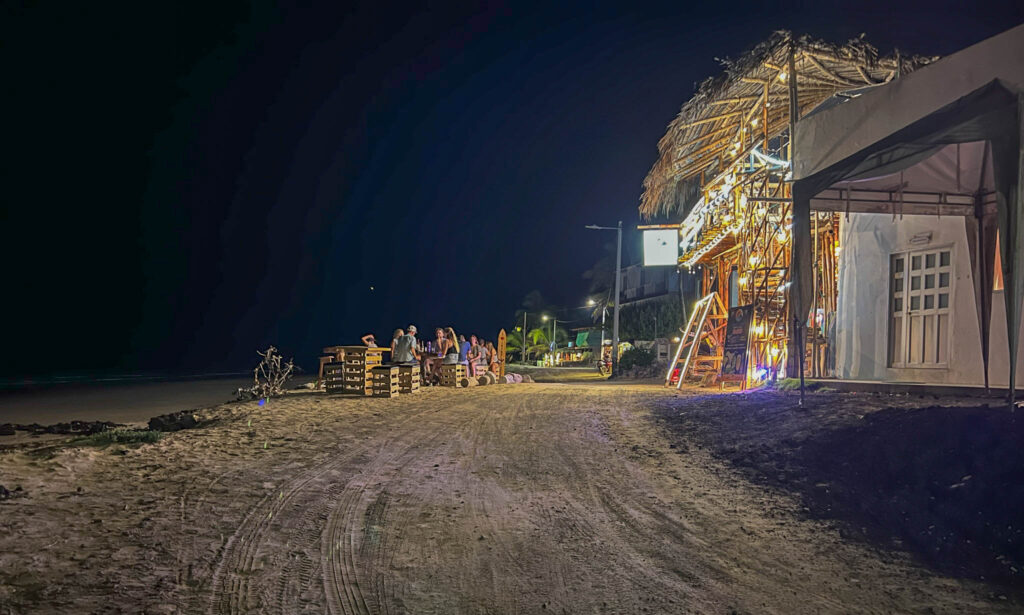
top-left (618, 347), bottom-right (655, 370)
top-left (75, 429), bottom-right (163, 447)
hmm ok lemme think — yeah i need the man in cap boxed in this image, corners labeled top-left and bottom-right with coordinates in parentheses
top-left (392, 325), bottom-right (420, 364)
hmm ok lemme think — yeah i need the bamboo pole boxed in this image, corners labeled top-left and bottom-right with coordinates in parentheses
top-left (786, 42), bottom-right (805, 405)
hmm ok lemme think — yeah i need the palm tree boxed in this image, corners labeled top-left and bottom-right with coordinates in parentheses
top-left (527, 326), bottom-right (570, 355)
top-left (505, 329), bottom-right (525, 362)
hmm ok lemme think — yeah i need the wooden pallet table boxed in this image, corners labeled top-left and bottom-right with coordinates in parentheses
top-left (371, 365), bottom-right (400, 398)
top-left (438, 363), bottom-right (467, 387)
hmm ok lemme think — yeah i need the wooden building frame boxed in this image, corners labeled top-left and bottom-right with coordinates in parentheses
top-left (642, 32), bottom-right (933, 384)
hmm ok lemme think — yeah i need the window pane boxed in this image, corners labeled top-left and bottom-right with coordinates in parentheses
top-left (911, 296), bottom-right (920, 310)
top-left (925, 294), bottom-right (934, 309)
top-left (912, 255), bottom-right (922, 270)
top-left (938, 293), bottom-right (949, 309)
top-left (924, 315), bottom-right (936, 363)
top-left (926, 253), bottom-right (936, 268)
top-left (938, 314), bottom-right (948, 363)
top-left (911, 276), bottom-right (921, 290)
top-left (925, 274), bottom-right (935, 289)
top-left (895, 278), bottom-right (903, 292)
top-left (894, 297), bottom-right (903, 312)
top-left (940, 251), bottom-right (950, 266)
top-left (895, 258), bottom-right (904, 273)
top-left (939, 272), bottom-right (949, 287)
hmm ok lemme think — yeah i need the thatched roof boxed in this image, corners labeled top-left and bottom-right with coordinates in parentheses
top-left (639, 31), bottom-right (935, 219)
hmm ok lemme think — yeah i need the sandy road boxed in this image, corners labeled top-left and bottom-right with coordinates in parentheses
top-left (0, 382), bottom-right (1013, 613)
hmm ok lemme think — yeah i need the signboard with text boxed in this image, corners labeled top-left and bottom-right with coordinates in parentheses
top-left (721, 304), bottom-right (754, 379)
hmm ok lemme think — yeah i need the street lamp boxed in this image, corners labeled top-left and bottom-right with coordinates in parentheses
top-left (585, 221), bottom-right (622, 378)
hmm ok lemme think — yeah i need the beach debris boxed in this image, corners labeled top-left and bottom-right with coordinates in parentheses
top-left (148, 410), bottom-right (199, 432)
top-left (3, 421), bottom-right (120, 436)
top-left (236, 346), bottom-right (295, 401)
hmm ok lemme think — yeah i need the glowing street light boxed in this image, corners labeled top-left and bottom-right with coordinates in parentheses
top-left (585, 221), bottom-right (622, 378)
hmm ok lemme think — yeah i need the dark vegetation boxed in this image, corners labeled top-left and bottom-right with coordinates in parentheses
top-left (618, 347), bottom-right (655, 370)
top-left (74, 428), bottom-right (163, 447)
top-left (654, 390), bottom-right (1024, 589)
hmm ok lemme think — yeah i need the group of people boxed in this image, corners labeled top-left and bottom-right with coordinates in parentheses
top-left (362, 325), bottom-right (500, 383)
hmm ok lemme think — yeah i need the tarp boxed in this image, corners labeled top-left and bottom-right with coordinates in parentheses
top-left (789, 25), bottom-right (1024, 401)
top-left (795, 24), bottom-right (1024, 180)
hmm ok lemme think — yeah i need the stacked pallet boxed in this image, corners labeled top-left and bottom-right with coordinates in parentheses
top-left (371, 365), bottom-right (400, 398)
top-left (438, 363), bottom-right (466, 387)
top-left (340, 346), bottom-right (385, 395)
top-left (322, 363), bottom-right (347, 393)
top-left (397, 364), bottom-right (420, 394)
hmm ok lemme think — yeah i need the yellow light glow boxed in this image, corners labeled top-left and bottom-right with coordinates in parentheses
top-left (749, 255), bottom-right (760, 266)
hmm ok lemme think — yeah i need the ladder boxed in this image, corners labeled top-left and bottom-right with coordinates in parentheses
top-left (665, 293), bottom-right (728, 389)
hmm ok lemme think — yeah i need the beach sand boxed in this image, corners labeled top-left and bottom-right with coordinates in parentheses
top-left (0, 381), bottom-right (1017, 613)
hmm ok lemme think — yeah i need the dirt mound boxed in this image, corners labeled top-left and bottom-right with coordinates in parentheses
top-left (0, 420), bottom-right (121, 436)
top-left (655, 392), bottom-right (1024, 587)
top-left (147, 410), bottom-right (199, 432)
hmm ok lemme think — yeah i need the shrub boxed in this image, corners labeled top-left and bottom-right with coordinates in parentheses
top-left (618, 347), bottom-right (655, 370)
top-left (75, 429), bottom-right (163, 447)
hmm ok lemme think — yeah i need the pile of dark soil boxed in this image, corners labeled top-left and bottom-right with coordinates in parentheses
top-left (0, 420), bottom-right (120, 436)
top-left (655, 390), bottom-right (1024, 587)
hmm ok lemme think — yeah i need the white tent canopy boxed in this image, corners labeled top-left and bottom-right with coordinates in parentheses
top-left (795, 24), bottom-right (1024, 181)
top-left (788, 24), bottom-right (1024, 401)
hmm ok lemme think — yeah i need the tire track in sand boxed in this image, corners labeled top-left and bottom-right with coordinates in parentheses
top-left (203, 401), bottom-right (442, 614)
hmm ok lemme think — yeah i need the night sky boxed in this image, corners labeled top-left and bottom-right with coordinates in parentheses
top-left (3, 1), bottom-right (1021, 376)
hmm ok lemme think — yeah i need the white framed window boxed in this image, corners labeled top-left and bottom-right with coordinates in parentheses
top-left (889, 246), bottom-right (953, 367)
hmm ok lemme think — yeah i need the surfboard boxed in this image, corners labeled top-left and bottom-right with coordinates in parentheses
top-left (497, 329), bottom-right (507, 378)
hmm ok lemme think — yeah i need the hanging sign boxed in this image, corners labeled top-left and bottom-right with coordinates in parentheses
top-left (721, 304), bottom-right (754, 378)
top-left (642, 229), bottom-right (678, 266)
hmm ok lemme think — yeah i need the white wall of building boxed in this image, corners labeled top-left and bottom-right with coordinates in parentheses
top-left (835, 212), bottom-right (1024, 386)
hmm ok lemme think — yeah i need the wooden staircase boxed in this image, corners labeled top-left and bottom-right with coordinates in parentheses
top-left (665, 293), bottom-right (728, 388)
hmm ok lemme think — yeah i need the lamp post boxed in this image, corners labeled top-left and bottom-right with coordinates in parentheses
top-left (541, 314), bottom-right (557, 365)
top-left (585, 221), bottom-right (622, 378)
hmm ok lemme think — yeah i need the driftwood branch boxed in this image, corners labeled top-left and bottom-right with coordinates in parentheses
top-left (236, 346), bottom-right (294, 401)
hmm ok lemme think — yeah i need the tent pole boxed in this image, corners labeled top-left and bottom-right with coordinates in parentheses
top-left (788, 42), bottom-right (805, 407)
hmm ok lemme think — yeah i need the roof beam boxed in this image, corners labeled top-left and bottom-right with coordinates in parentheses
top-left (672, 110), bottom-right (745, 130)
top-left (855, 65), bottom-right (877, 85)
top-left (803, 53), bottom-right (861, 87)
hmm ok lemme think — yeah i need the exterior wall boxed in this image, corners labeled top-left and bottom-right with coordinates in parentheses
top-left (620, 265), bottom-right (680, 302)
top-left (835, 212), bottom-right (1024, 386)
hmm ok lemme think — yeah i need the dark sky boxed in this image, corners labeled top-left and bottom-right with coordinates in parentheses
top-left (3, 0), bottom-right (1021, 376)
